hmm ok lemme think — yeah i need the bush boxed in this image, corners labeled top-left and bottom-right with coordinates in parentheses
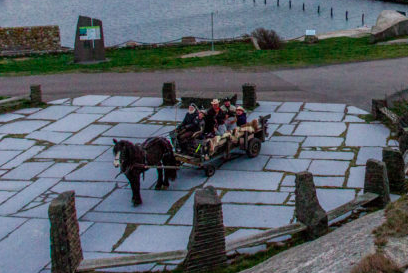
top-left (251, 28), bottom-right (283, 50)
top-left (350, 253), bottom-right (402, 273)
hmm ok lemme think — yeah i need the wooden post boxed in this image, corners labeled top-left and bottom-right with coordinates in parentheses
top-left (277, 0), bottom-right (279, 6)
top-left (162, 81), bottom-right (177, 106)
top-left (30, 84), bottom-right (42, 105)
top-left (364, 159), bottom-right (391, 208)
top-left (346, 11), bottom-right (348, 20)
top-left (383, 148), bottom-right (405, 193)
top-left (331, 8), bottom-right (333, 17)
top-left (289, 0), bottom-right (291, 8)
top-left (49, 191), bottom-right (83, 273)
top-left (362, 13), bottom-right (365, 25)
top-left (242, 83), bottom-right (257, 110)
top-left (303, 3), bottom-right (305, 11)
top-left (371, 99), bottom-right (387, 120)
top-left (318, 5), bottom-right (320, 13)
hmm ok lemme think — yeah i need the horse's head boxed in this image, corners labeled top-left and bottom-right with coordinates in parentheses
top-left (112, 139), bottom-right (124, 168)
top-left (112, 139), bottom-right (144, 171)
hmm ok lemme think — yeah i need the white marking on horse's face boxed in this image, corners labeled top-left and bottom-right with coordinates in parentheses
top-left (113, 151), bottom-right (121, 168)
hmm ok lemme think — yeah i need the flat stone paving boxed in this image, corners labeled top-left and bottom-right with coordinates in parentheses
top-left (0, 96), bottom-right (397, 272)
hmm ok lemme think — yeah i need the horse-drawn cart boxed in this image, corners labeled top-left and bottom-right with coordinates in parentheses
top-left (170, 114), bottom-right (271, 177)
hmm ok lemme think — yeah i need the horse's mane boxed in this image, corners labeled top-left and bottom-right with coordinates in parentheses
top-left (115, 140), bottom-right (144, 167)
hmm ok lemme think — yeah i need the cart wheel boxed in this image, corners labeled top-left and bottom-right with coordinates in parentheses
top-left (204, 165), bottom-right (216, 177)
top-left (246, 138), bottom-right (262, 158)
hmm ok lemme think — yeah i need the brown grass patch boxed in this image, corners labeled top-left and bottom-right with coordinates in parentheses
top-left (350, 253), bottom-right (402, 273)
top-left (373, 195), bottom-right (408, 246)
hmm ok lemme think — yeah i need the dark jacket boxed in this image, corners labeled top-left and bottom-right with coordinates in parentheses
top-left (237, 113), bottom-right (247, 127)
top-left (205, 108), bottom-right (226, 133)
top-left (180, 111), bottom-right (198, 131)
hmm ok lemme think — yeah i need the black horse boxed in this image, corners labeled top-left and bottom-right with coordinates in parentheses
top-left (113, 137), bottom-right (178, 206)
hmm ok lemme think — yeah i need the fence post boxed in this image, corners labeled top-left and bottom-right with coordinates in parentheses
top-left (183, 186), bottom-right (227, 272)
top-left (242, 83), bottom-right (257, 110)
top-left (49, 191), bottom-right (83, 273)
top-left (162, 81), bottom-right (177, 106)
top-left (371, 99), bottom-right (387, 120)
top-left (30, 84), bottom-right (42, 105)
top-left (364, 159), bottom-right (391, 208)
top-left (383, 148), bottom-right (405, 192)
top-left (295, 172), bottom-right (328, 240)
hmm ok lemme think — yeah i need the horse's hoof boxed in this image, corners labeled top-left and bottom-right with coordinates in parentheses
top-left (162, 186), bottom-right (169, 190)
top-left (155, 185), bottom-right (162, 190)
top-left (133, 200), bottom-right (142, 206)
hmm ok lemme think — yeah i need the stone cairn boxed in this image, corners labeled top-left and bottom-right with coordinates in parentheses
top-left (183, 186), bottom-right (227, 272)
top-left (295, 172), bottom-right (328, 240)
top-left (383, 148), bottom-right (405, 193)
top-left (242, 83), bottom-right (257, 110)
top-left (364, 159), bottom-right (391, 208)
top-left (162, 81), bottom-right (177, 106)
top-left (30, 84), bottom-right (42, 105)
top-left (49, 191), bottom-right (83, 273)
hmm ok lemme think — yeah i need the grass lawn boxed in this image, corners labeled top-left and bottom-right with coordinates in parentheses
top-left (1, 36), bottom-right (408, 76)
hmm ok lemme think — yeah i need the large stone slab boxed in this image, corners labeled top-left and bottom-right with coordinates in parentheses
top-left (51, 181), bottom-right (115, 197)
top-left (41, 113), bottom-right (102, 132)
top-left (65, 161), bottom-right (127, 182)
top-left (356, 147), bottom-right (383, 165)
top-left (166, 169), bottom-right (207, 190)
top-left (0, 151), bottom-right (21, 166)
top-left (2, 162), bottom-right (53, 180)
top-left (293, 122), bottom-right (346, 136)
top-left (299, 151), bottom-right (354, 160)
top-left (295, 111), bottom-right (344, 122)
top-left (220, 155), bottom-right (270, 171)
top-left (0, 180), bottom-right (31, 191)
top-left (27, 105), bottom-right (78, 120)
top-left (267, 113), bottom-right (295, 124)
top-left (206, 170), bottom-right (282, 190)
top-left (302, 137), bottom-right (343, 147)
top-left (0, 113), bottom-right (24, 122)
top-left (35, 145), bottom-right (109, 159)
top-left (99, 110), bottom-right (151, 123)
top-left (276, 125), bottom-right (295, 135)
top-left (0, 120), bottom-right (50, 134)
top-left (116, 225), bottom-right (192, 253)
top-left (38, 163), bottom-right (80, 178)
top-left (222, 191), bottom-right (288, 204)
top-left (149, 108), bottom-right (186, 122)
top-left (316, 188), bottom-right (356, 212)
top-left (223, 204), bottom-right (294, 228)
top-left (131, 97), bottom-right (163, 107)
top-left (0, 216), bottom-right (26, 240)
top-left (95, 189), bottom-right (187, 213)
top-left (346, 124), bottom-right (389, 147)
top-left (0, 219), bottom-right (50, 273)
top-left (63, 124), bottom-right (111, 144)
top-left (0, 191), bottom-right (15, 204)
top-left (26, 131), bottom-right (72, 144)
top-left (92, 137), bottom-right (144, 145)
top-left (82, 211), bottom-right (169, 225)
top-left (13, 107), bottom-right (42, 115)
top-left (72, 95), bottom-right (110, 106)
top-left (304, 103), bottom-right (346, 112)
top-left (81, 223), bottom-right (127, 252)
top-left (103, 123), bottom-right (162, 138)
top-left (0, 138), bottom-right (35, 150)
top-left (1, 146), bottom-right (45, 169)
top-left (313, 177), bottom-right (344, 187)
top-left (347, 106), bottom-right (369, 115)
top-left (76, 106), bottom-right (115, 114)
top-left (266, 158), bottom-right (311, 173)
top-left (269, 136), bottom-right (305, 142)
top-left (100, 96), bottom-right (139, 106)
top-left (0, 178), bottom-right (59, 215)
top-left (308, 160), bottom-right (349, 176)
top-left (347, 166), bottom-right (366, 188)
top-left (261, 142), bottom-right (299, 156)
top-left (277, 102), bottom-right (303, 113)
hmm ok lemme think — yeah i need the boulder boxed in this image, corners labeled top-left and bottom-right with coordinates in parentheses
top-left (304, 35), bottom-right (319, 44)
top-left (370, 10), bottom-right (408, 43)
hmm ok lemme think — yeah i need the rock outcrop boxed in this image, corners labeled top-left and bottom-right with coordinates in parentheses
top-left (371, 10), bottom-right (408, 43)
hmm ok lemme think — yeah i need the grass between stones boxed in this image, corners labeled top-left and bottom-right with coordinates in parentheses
top-left (1, 37), bottom-right (408, 76)
top-left (373, 194), bottom-right (408, 248)
top-left (0, 99), bottom-right (47, 114)
top-left (350, 252), bottom-right (403, 273)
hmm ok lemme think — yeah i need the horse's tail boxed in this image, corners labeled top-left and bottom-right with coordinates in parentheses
top-left (161, 138), bottom-right (178, 181)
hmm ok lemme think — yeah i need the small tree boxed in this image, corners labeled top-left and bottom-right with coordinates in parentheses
top-left (251, 28), bottom-right (283, 50)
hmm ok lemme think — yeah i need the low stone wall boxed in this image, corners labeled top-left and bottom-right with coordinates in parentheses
top-left (0, 25), bottom-right (61, 52)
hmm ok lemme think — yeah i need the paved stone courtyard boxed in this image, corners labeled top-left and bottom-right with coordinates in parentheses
top-left (0, 95), bottom-right (400, 273)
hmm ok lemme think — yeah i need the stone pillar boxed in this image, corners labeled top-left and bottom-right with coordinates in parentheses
top-left (49, 191), bottom-right (83, 273)
top-left (364, 159), bottom-right (391, 208)
top-left (242, 83), bottom-right (257, 110)
top-left (183, 186), bottom-right (227, 272)
top-left (74, 16), bottom-right (105, 63)
top-left (295, 172), bottom-right (328, 240)
top-left (399, 132), bottom-right (408, 154)
top-left (162, 81), bottom-right (177, 106)
top-left (371, 99), bottom-right (386, 120)
top-left (383, 148), bottom-right (405, 193)
top-left (30, 84), bottom-right (42, 105)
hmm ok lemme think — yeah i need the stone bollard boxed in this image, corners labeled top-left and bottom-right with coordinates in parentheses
top-left (30, 84), bottom-right (42, 105)
top-left (49, 191), bottom-right (83, 273)
top-left (183, 186), bottom-right (227, 272)
top-left (162, 81), bottom-right (177, 106)
top-left (295, 172), bottom-right (328, 240)
top-left (242, 83), bottom-right (257, 110)
top-left (371, 99), bottom-right (386, 120)
top-left (383, 148), bottom-right (405, 193)
top-left (364, 159), bottom-right (391, 208)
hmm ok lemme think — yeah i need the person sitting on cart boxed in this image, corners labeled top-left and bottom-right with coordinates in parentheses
top-left (236, 106), bottom-right (247, 127)
top-left (177, 104), bottom-right (199, 141)
top-left (221, 97), bottom-right (237, 131)
top-left (204, 99), bottom-right (226, 136)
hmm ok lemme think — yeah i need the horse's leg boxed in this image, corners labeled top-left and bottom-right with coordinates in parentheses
top-left (127, 171), bottom-right (142, 206)
top-left (155, 162), bottom-right (164, 190)
top-left (163, 160), bottom-right (170, 188)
